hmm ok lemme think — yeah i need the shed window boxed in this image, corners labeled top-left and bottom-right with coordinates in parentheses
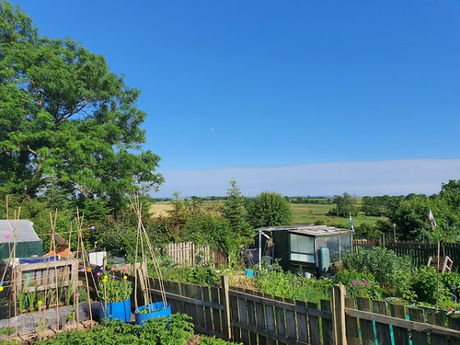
top-left (289, 234), bottom-right (315, 263)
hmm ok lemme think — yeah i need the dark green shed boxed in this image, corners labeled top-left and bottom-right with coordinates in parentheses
top-left (0, 220), bottom-right (45, 260)
top-left (256, 225), bottom-right (352, 275)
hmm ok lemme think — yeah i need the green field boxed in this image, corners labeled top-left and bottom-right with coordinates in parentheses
top-left (291, 202), bottom-right (387, 228)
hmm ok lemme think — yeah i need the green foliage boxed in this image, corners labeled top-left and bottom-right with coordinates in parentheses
top-left (99, 274), bottom-right (132, 303)
top-left (0, 0), bottom-right (163, 211)
top-left (342, 247), bottom-right (412, 292)
top-left (254, 263), bottom-right (333, 302)
top-left (34, 313), bottom-right (237, 344)
top-left (248, 192), bottom-right (292, 228)
top-left (221, 180), bottom-right (253, 247)
top-left (353, 222), bottom-right (382, 240)
top-left (330, 192), bottom-right (357, 217)
top-left (187, 266), bottom-right (220, 286)
top-left (200, 336), bottom-right (242, 345)
top-left (410, 266), bottom-right (452, 306)
top-left (334, 269), bottom-right (383, 299)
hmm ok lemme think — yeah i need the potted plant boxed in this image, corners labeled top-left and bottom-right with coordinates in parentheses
top-left (99, 268), bottom-right (133, 323)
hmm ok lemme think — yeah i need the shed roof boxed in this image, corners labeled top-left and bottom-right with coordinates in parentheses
top-left (255, 224), bottom-right (351, 237)
top-left (0, 220), bottom-right (42, 243)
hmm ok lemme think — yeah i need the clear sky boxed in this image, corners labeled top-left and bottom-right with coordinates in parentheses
top-left (10, 0), bottom-right (460, 197)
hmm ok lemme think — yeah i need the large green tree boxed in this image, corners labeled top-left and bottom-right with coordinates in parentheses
top-left (248, 192), bottom-right (292, 228)
top-left (330, 192), bottom-right (357, 217)
top-left (0, 1), bottom-right (163, 210)
top-left (221, 180), bottom-right (252, 240)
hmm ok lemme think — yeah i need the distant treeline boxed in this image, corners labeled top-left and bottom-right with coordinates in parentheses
top-left (153, 196), bottom-right (333, 204)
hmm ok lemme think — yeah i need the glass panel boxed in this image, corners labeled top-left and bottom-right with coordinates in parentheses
top-left (290, 234), bottom-right (314, 253)
top-left (289, 253), bottom-right (315, 263)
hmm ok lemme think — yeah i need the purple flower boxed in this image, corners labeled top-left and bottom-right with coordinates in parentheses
top-left (112, 275), bottom-right (116, 280)
top-left (351, 281), bottom-right (356, 286)
top-left (90, 226), bottom-right (96, 230)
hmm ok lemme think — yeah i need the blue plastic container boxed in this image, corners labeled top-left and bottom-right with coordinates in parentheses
top-left (245, 269), bottom-right (255, 278)
top-left (134, 301), bottom-right (171, 326)
top-left (99, 298), bottom-right (131, 323)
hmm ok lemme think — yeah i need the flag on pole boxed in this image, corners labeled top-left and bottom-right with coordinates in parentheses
top-left (350, 214), bottom-right (355, 233)
top-left (429, 209), bottom-right (436, 231)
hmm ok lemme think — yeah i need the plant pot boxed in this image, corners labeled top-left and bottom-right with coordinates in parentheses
top-left (99, 297), bottom-right (131, 323)
top-left (134, 301), bottom-right (171, 326)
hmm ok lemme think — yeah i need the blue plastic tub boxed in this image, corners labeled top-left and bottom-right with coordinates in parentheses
top-left (134, 301), bottom-right (171, 326)
top-left (99, 298), bottom-right (131, 323)
top-left (245, 269), bottom-right (254, 278)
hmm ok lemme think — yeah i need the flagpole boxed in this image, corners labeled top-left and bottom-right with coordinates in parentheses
top-left (436, 239), bottom-right (440, 312)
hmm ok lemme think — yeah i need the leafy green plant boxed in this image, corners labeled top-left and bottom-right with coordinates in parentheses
top-left (342, 247), bottom-right (413, 292)
top-left (99, 273), bottom-right (133, 302)
top-left (410, 266), bottom-right (453, 307)
top-left (33, 313), bottom-right (242, 344)
top-left (200, 336), bottom-right (243, 344)
top-left (254, 263), bottom-right (334, 302)
top-left (187, 266), bottom-right (220, 286)
top-left (334, 269), bottom-right (383, 299)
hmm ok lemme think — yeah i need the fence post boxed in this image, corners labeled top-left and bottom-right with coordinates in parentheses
top-left (221, 275), bottom-right (232, 340)
top-left (333, 284), bottom-right (347, 345)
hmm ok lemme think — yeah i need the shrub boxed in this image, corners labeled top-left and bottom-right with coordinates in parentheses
top-left (410, 266), bottom-right (453, 307)
top-left (334, 269), bottom-right (383, 299)
top-left (342, 247), bottom-right (412, 292)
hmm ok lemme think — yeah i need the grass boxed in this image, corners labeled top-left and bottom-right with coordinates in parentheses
top-left (291, 202), bottom-right (387, 227)
top-left (149, 203), bottom-right (173, 217)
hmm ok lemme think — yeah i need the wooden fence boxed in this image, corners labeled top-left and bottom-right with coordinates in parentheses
top-left (164, 242), bottom-right (228, 268)
top-left (345, 296), bottom-right (460, 345)
top-left (353, 240), bottom-right (460, 271)
top-left (147, 277), bottom-right (460, 345)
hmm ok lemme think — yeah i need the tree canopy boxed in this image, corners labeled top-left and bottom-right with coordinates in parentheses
top-left (0, 1), bottom-right (163, 210)
top-left (248, 192), bottom-right (292, 228)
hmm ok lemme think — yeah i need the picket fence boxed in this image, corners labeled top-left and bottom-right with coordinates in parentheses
top-left (147, 276), bottom-right (460, 345)
top-left (163, 242), bottom-right (228, 268)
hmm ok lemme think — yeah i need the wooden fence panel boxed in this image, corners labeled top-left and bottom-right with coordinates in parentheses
top-left (307, 302), bottom-right (321, 345)
top-left (202, 286), bottom-right (213, 332)
top-left (264, 294), bottom-right (277, 345)
top-left (211, 286), bottom-right (222, 335)
top-left (275, 295), bottom-right (287, 345)
top-left (407, 308), bottom-right (428, 345)
top-left (230, 293), bottom-right (241, 343)
top-left (450, 315), bottom-right (460, 345)
top-left (172, 281), bottom-right (184, 314)
top-left (320, 299), bottom-right (333, 345)
top-left (295, 300), bottom-right (309, 344)
top-left (255, 292), bottom-right (268, 345)
top-left (357, 297), bottom-right (374, 345)
top-left (389, 303), bottom-right (409, 345)
top-left (237, 295), bottom-right (250, 344)
top-left (344, 297), bottom-right (359, 345)
top-left (246, 294), bottom-right (257, 345)
top-left (196, 287), bottom-right (206, 329)
top-left (373, 300), bottom-right (391, 345)
top-left (284, 298), bottom-right (297, 341)
top-left (427, 311), bottom-right (448, 345)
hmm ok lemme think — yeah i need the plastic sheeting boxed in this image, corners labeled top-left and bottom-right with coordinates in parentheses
top-left (0, 302), bottom-right (97, 339)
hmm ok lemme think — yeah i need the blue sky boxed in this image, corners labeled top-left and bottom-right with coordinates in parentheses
top-left (11, 1), bottom-right (460, 197)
